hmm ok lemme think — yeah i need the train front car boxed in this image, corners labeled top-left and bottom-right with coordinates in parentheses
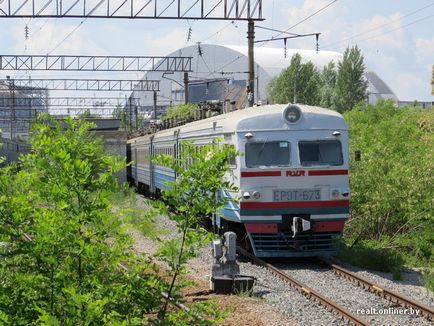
top-left (233, 104), bottom-right (349, 258)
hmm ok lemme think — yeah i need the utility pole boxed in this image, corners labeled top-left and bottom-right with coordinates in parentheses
top-left (153, 91), bottom-right (157, 122)
top-left (183, 72), bottom-right (189, 104)
top-left (247, 19), bottom-right (255, 108)
top-left (6, 76), bottom-right (15, 139)
top-left (134, 103), bottom-right (138, 130)
top-left (256, 64), bottom-right (259, 104)
top-left (128, 96), bottom-right (132, 132)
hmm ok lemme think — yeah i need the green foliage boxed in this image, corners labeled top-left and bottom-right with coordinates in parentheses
top-left (267, 47), bottom-right (368, 112)
top-left (0, 115), bottom-right (166, 324)
top-left (163, 302), bottom-right (229, 326)
top-left (152, 139), bottom-right (238, 321)
top-left (319, 61), bottom-right (338, 109)
top-left (339, 241), bottom-right (404, 280)
top-left (162, 103), bottom-right (199, 121)
top-left (343, 101), bottom-right (433, 269)
top-left (423, 271), bottom-right (434, 293)
top-left (267, 53), bottom-right (321, 105)
top-left (335, 46), bottom-right (368, 112)
top-left (110, 185), bottom-right (157, 239)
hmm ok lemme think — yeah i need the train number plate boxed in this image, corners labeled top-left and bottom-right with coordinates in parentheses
top-left (273, 189), bottom-right (321, 201)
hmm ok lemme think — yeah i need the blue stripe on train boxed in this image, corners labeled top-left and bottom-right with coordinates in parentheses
top-left (153, 171), bottom-right (176, 190)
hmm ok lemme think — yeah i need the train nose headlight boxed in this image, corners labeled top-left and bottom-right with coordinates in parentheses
top-left (342, 190), bottom-right (350, 197)
top-left (331, 189), bottom-right (340, 198)
top-left (252, 191), bottom-right (261, 199)
top-left (242, 191), bottom-right (251, 200)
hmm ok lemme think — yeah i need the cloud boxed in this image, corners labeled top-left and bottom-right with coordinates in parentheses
top-left (392, 72), bottom-right (431, 101)
top-left (11, 21), bottom-right (108, 55)
top-left (415, 37), bottom-right (434, 63)
top-left (350, 13), bottom-right (404, 50)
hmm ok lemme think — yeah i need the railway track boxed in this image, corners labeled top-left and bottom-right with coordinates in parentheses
top-left (237, 247), bottom-right (434, 326)
top-left (237, 247), bottom-right (370, 326)
top-left (319, 258), bottom-right (434, 322)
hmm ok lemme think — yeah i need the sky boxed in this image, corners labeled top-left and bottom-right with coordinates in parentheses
top-left (0, 0), bottom-right (433, 102)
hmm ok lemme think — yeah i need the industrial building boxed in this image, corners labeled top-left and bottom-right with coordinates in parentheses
top-left (0, 81), bottom-right (48, 139)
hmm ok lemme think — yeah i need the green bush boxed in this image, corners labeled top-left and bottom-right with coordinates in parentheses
top-left (162, 103), bottom-right (199, 121)
top-left (343, 101), bottom-right (433, 267)
top-left (0, 115), bottom-right (164, 324)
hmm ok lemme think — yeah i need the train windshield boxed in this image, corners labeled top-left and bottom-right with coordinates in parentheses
top-left (299, 140), bottom-right (343, 166)
top-left (245, 141), bottom-right (290, 167)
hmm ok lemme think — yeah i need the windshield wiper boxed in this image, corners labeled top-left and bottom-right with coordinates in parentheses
top-left (258, 137), bottom-right (268, 157)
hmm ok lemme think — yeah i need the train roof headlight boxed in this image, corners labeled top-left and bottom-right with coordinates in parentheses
top-left (333, 131), bottom-right (341, 136)
top-left (244, 132), bottom-right (253, 140)
top-left (283, 104), bottom-right (302, 124)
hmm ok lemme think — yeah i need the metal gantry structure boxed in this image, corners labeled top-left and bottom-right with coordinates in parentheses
top-left (0, 78), bottom-right (160, 92)
top-left (0, 0), bottom-right (263, 21)
top-left (0, 0), bottom-right (265, 137)
top-left (0, 55), bottom-right (192, 72)
top-left (0, 96), bottom-right (139, 109)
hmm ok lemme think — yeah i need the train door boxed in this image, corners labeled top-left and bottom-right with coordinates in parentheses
top-left (149, 136), bottom-right (155, 195)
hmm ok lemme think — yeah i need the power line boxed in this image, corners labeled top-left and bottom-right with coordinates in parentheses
top-left (285, 0), bottom-right (338, 32)
top-left (258, 0), bottom-right (338, 47)
top-left (323, 2), bottom-right (434, 49)
top-left (256, 25), bottom-right (300, 37)
top-left (338, 13), bottom-right (434, 49)
top-left (47, 19), bottom-right (88, 55)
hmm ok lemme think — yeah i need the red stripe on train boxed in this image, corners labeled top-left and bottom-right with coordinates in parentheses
top-left (241, 171), bottom-right (281, 177)
top-left (240, 170), bottom-right (348, 177)
top-left (313, 221), bottom-right (345, 232)
top-left (308, 170), bottom-right (348, 176)
top-left (240, 200), bottom-right (349, 209)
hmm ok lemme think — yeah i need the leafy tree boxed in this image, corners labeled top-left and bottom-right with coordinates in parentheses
top-left (344, 101), bottom-right (433, 265)
top-left (152, 140), bottom-right (238, 321)
top-left (267, 53), bottom-right (322, 105)
top-left (0, 115), bottom-right (163, 324)
top-left (0, 115), bottom-right (233, 324)
top-left (319, 61), bottom-right (338, 109)
top-left (335, 46), bottom-right (368, 112)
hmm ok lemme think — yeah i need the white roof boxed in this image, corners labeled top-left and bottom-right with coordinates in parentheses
top-left (154, 104), bottom-right (347, 139)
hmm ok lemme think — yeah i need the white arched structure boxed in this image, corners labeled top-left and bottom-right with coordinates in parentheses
top-left (132, 44), bottom-right (396, 115)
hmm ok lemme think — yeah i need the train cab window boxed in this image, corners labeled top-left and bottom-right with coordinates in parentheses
top-left (245, 141), bottom-right (290, 167)
top-left (299, 140), bottom-right (343, 166)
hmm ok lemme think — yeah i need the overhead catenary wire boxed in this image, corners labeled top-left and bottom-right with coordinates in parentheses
top-left (47, 18), bottom-right (88, 55)
top-left (258, 0), bottom-right (338, 48)
top-left (333, 12), bottom-right (434, 50)
top-left (322, 2), bottom-right (434, 50)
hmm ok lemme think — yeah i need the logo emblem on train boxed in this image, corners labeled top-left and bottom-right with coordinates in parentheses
top-left (285, 170), bottom-right (305, 177)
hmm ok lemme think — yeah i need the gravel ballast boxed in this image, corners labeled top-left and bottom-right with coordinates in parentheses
top-left (129, 195), bottom-right (433, 325)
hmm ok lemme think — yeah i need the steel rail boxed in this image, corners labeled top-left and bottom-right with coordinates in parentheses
top-left (320, 259), bottom-right (434, 321)
top-left (236, 247), bottom-right (369, 326)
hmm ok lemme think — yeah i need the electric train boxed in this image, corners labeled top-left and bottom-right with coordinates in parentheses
top-left (127, 103), bottom-right (350, 257)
